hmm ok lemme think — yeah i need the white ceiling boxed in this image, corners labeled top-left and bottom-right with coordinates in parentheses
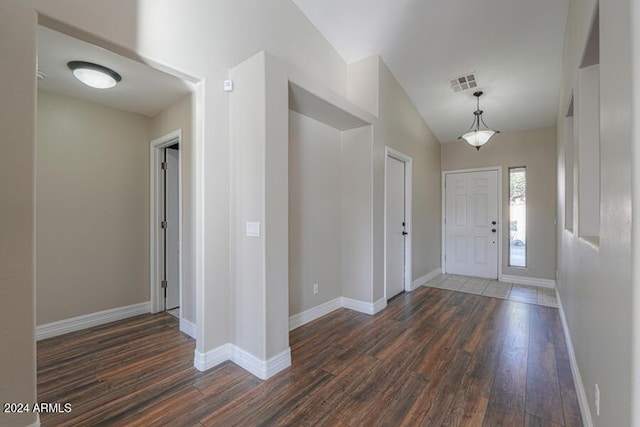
top-left (293, 0), bottom-right (569, 142)
top-left (37, 26), bottom-right (192, 117)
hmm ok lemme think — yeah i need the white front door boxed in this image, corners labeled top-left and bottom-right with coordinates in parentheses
top-left (445, 170), bottom-right (498, 279)
top-left (386, 156), bottom-right (407, 299)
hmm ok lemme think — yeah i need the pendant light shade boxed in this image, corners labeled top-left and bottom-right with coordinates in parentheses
top-left (67, 61), bottom-right (121, 89)
top-left (458, 91), bottom-right (499, 150)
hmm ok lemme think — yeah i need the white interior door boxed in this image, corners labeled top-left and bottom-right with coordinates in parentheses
top-left (386, 156), bottom-right (406, 299)
top-left (445, 170), bottom-right (498, 279)
top-left (165, 147), bottom-right (180, 310)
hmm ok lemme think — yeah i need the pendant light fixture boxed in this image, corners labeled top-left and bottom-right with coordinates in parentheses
top-left (67, 61), bottom-right (121, 89)
top-left (458, 91), bottom-right (500, 150)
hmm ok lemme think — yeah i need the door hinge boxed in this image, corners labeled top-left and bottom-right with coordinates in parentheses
top-left (161, 280), bottom-right (168, 289)
top-left (161, 220), bottom-right (168, 229)
top-left (161, 161), bottom-right (168, 170)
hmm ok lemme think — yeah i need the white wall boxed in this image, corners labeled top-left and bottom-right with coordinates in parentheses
top-left (441, 127), bottom-right (557, 281)
top-left (556, 0), bottom-right (636, 425)
top-left (37, 90), bottom-right (150, 324)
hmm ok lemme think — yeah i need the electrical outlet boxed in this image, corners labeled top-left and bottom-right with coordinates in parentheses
top-left (313, 282), bottom-right (319, 295)
top-left (595, 383), bottom-right (600, 416)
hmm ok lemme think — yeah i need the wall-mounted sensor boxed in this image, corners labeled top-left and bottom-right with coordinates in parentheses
top-left (224, 80), bottom-right (234, 92)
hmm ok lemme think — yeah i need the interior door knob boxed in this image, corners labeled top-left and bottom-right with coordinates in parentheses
top-left (491, 228), bottom-right (497, 233)
top-left (492, 221), bottom-right (497, 225)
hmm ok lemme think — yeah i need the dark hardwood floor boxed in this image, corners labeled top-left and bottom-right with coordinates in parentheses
top-left (37, 286), bottom-right (583, 426)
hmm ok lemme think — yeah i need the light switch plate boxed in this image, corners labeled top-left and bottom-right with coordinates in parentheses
top-left (246, 221), bottom-right (260, 237)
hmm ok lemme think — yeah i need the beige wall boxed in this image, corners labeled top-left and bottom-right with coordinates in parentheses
top-left (289, 111), bottom-right (342, 314)
top-left (373, 58), bottom-right (442, 295)
top-left (556, 0), bottom-right (637, 425)
top-left (2, 5), bottom-right (637, 427)
top-left (37, 90), bottom-right (195, 326)
top-left (5, 0), bottom-right (442, 401)
top-left (229, 52), bottom-right (271, 358)
top-left (288, 112), bottom-right (376, 313)
top-left (37, 90), bottom-right (150, 324)
top-left (341, 125), bottom-right (374, 302)
top-left (288, 55), bottom-right (443, 311)
top-left (235, 54), bottom-right (440, 325)
top-left (0, 4), bottom-right (38, 427)
top-left (149, 94), bottom-right (195, 323)
top-left (20, 0), bottom-right (349, 357)
top-left (631, 0), bottom-right (640, 424)
top-left (441, 127), bottom-right (557, 281)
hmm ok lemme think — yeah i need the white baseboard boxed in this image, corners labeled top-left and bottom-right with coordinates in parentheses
top-left (180, 318), bottom-right (196, 339)
top-left (371, 297), bottom-right (387, 314)
top-left (194, 343), bottom-right (232, 372)
top-left (231, 346), bottom-right (291, 380)
top-left (36, 302), bottom-right (150, 341)
top-left (289, 298), bottom-right (342, 331)
top-left (194, 344), bottom-right (291, 380)
top-left (556, 291), bottom-right (593, 427)
top-left (341, 296), bottom-right (386, 315)
top-left (412, 268), bottom-right (442, 290)
top-left (500, 274), bottom-right (556, 289)
top-left (289, 295), bottom-right (386, 331)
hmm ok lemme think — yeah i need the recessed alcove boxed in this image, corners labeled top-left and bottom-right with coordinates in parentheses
top-left (287, 80), bottom-right (374, 326)
top-left (229, 51), bottom-right (375, 377)
top-left (576, 5), bottom-right (600, 246)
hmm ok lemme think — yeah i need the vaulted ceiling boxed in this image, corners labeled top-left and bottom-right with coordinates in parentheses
top-left (293, 0), bottom-right (570, 142)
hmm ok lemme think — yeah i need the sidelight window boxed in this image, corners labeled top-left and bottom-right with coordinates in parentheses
top-left (509, 167), bottom-right (526, 267)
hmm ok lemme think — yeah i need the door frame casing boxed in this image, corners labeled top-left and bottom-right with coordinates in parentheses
top-left (150, 129), bottom-right (182, 314)
top-left (384, 146), bottom-right (413, 300)
top-left (441, 166), bottom-right (503, 280)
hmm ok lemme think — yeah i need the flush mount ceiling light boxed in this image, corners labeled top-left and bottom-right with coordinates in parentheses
top-left (67, 61), bottom-right (121, 89)
top-left (458, 91), bottom-right (500, 150)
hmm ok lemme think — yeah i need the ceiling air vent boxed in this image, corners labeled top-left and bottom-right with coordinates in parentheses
top-left (448, 72), bottom-right (478, 92)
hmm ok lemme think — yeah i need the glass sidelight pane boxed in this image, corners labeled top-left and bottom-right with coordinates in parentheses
top-left (509, 167), bottom-right (526, 267)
